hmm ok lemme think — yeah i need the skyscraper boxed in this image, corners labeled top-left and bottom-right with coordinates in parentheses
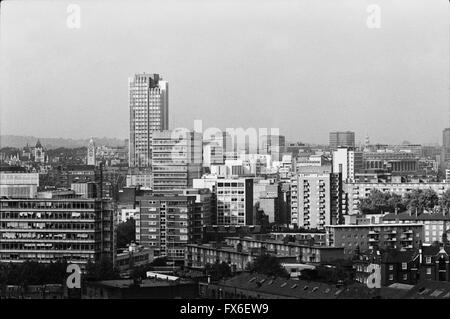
top-left (329, 131), bottom-right (355, 149)
top-left (129, 73), bottom-right (169, 167)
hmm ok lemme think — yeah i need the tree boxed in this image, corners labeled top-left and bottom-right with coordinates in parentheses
top-left (358, 189), bottom-right (405, 214)
top-left (117, 218), bottom-right (136, 249)
top-left (246, 254), bottom-right (289, 278)
top-left (0, 260), bottom-right (68, 286)
top-left (150, 257), bottom-right (167, 267)
top-left (439, 189), bottom-right (450, 213)
top-left (85, 256), bottom-right (120, 281)
top-left (403, 189), bottom-right (439, 213)
top-left (205, 262), bottom-right (232, 281)
top-left (300, 259), bottom-right (355, 285)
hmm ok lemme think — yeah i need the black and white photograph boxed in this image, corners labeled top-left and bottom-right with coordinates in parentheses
top-left (0, 0), bottom-right (449, 310)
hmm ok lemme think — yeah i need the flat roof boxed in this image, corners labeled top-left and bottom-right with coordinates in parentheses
top-left (326, 223), bottom-right (423, 228)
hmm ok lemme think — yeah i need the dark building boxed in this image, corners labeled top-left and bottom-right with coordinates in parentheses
top-left (135, 191), bottom-right (211, 262)
top-left (83, 277), bottom-right (197, 299)
top-left (354, 244), bottom-right (450, 287)
top-left (329, 131), bottom-right (355, 150)
top-left (199, 273), bottom-right (382, 299)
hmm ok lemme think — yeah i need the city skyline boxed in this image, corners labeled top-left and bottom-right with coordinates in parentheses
top-left (1, 0), bottom-right (449, 145)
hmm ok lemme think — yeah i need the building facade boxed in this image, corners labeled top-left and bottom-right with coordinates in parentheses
top-left (135, 193), bottom-right (196, 261)
top-left (290, 172), bottom-right (341, 229)
top-left (129, 73), bottom-right (169, 167)
top-left (0, 172), bottom-right (39, 198)
top-left (332, 147), bottom-right (363, 182)
top-left (151, 130), bottom-right (202, 193)
top-left (329, 131), bottom-right (355, 149)
top-left (0, 194), bottom-right (116, 267)
top-left (215, 178), bottom-right (253, 226)
top-left (325, 223), bottom-right (423, 256)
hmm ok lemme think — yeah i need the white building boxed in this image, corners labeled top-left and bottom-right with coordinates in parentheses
top-left (193, 176), bottom-right (254, 225)
top-left (87, 137), bottom-right (96, 166)
top-left (0, 172), bottom-right (39, 198)
top-left (332, 147), bottom-right (363, 182)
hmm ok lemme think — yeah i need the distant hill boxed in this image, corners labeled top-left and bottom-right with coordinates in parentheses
top-left (0, 135), bottom-right (127, 149)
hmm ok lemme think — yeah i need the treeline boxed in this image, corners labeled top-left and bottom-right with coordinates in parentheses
top-left (0, 260), bottom-right (69, 286)
top-left (358, 189), bottom-right (450, 214)
top-left (0, 257), bottom-right (120, 286)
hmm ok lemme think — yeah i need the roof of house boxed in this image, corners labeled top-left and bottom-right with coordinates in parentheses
top-left (90, 277), bottom-right (194, 289)
top-left (421, 245), bottom-right (450, 256)
top-left (402, 280), bottom-right (450, 299)
top-left (217, 273), bottom-right (380, 299)
top-left (381, 249), bottom-right (418, 263)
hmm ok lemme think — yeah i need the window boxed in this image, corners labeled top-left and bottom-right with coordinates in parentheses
top-left (389, 265), bottom-right (394, 271)
top-left (402, 274), bottom-right (408, 280)
top-left (426, 256), bottom-right (432, 264)
top-left (389, 274), bottom-right (393, 281)
top-left (427, 267), bottom-right (432, 275)
top-left (402, 262), bottom-right (407, 270)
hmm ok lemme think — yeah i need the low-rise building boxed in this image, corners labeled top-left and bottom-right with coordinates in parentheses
top-left (224, 236), bottom-right (345, 263)
top-left (382, 211), bottom-right (450, 244)
top-left (325, 223), bottom-right (423, 256)
top-left (116, 243), bottom-right (155, 273)
top-left (353, 244), bottom-right (450, 287)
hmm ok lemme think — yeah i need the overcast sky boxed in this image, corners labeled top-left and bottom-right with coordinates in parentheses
top-left (0, 0), bottom-right (448, 145)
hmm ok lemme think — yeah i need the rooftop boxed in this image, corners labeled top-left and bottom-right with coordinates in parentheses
top-left (91, 277), bottom-right (194, 289)
top-left (216, 273), bottom-right (380, 299)
top-left (326, 223), bottom-right (423, 228)
top-left (383, 211), bottom-right (450, 221)
top-left (403, 280), bottom-right (450, 299)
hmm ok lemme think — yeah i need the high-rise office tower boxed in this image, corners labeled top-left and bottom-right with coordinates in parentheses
top-left (329, 131), bottom-right (355, 149)
top-left (151, 130), bottom-right (203, 193)
top-left (129, 73), bottom-right (169, 167)
top-left (87, 137), bottom-right (96, 166)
